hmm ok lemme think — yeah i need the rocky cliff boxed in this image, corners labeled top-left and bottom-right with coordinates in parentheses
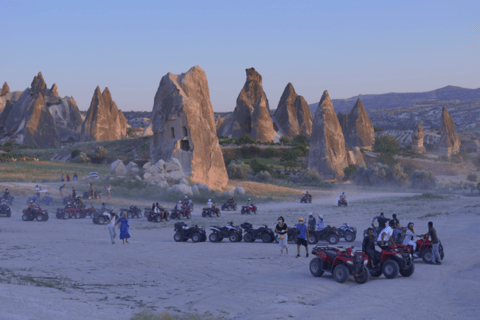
top-left (439, 107), bottom-right (461, 156)
top-left (150, 66), bottom-right (228, 190)
top-left (411, 122), bottom-right (427, 154)
top-left (344, 98), bottom-right (375, 148)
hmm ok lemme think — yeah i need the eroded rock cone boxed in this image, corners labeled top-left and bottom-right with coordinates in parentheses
top-left (222, 68), bottom-right (275, 142)
top-left (81, 87), bottom-right (128, 141)
top-left (274, 83), bottom-right (313, 139)
top-left (337, 111), bottom-right (348, 136)
top-left (308, 90), bottom-right (348, 179)
top-left (150, 66), bottom-right (228, 190)
top-left (0, 82), bottom-right (10, 96)
top-left (438, 107), bottom-right (460, 156)
top-left (344, 98), bottom-right (375, 148)
top-left (411, 122), bottom-right (426, 154)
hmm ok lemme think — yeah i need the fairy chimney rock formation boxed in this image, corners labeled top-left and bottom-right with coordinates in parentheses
top-left (438, 107), bottom-right (460, 156)
top-left (150, 66), bottom-right (228, 190)
top-left (411, 122), bottom-right (427, 154)
top-left (273, 83), bottom-right (313, 139)
top-left (344, 98), bottom-right (375, 148)
top-left (337, 111), bottom-right (348, 136)
top-left (222, 68), bottom-right (275, 142)
top-left (81, 86), bottom-right (128, 141)
top-left (308, 90), bottom-right (348, 179)
top-left (0, 82), bottom-right (10, 96)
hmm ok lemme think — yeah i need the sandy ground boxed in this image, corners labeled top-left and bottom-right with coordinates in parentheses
top-left (0, 182), bottom-right (479, 320)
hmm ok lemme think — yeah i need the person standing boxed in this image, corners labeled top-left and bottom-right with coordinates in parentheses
top-left (308, 212), bottom-right (316, 230)
top-left (106, 211), bottom-right (117, 244)
top-left (59, 184), bottom-right (66, 197)
top-left (66, 174), bottom-right (70, 182)
top-left (117, 212), bottom-right (130, 244)
top-left (294, 217), bottom-right (309, 258)
top-left (35, 185), bottom-right (40, 198)
top-left (372, 212), bottom-right (390, 230)
top-left (72, 187), bottom-right (76, 199)
top-left (73, 172), bottom-right (78, 181)
top-left (424, 221), bottom-right (441, 265)
top-left (89, 183), bottom-right (95, 198)
top-left (275, 216), bottom-right (289, 255)
top-left (61, 173), bottom-right (64, 182)
top-left (106, 185), bottom-right (111, 199)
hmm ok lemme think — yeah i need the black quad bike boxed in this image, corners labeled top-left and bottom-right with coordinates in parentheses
top-left (202, 205), bottom-right (221, 218)
top-left (305, 226), bottom-right (340, 245)
top-left (173, 222), bottom-right (207, 243)
top-left (92, 210), bottom-right (115, 225)
top-left (120, 205), bottom-right (142, 219)
top-left (310, 245), bottom-right (370, 284)
top-left (338, 199), bottom-right (347, 207)
top-left (209, 221), bottom-right (243, 242)
top-left (22, 207), bottom-right (49, 221)
top-left (241, 222), bottom-right (275, 243)
top-left (0, 200), bottom-right (12, 217)
top-left (367, 244), bottom-right (415, 279)
top-left (336, 223), bottom-right (357, 242)
top-left (300, 194), bottom-right (312, 203)
top-left (221, 201), bottom-right (237, 211)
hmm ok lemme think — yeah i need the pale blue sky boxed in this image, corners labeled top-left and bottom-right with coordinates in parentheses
top-left (1, 0), bottom-right (479, 112)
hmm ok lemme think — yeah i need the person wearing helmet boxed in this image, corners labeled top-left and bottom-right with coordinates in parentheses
top-left (295, 217), bottom-right (310, 258)
top-left (316, 214), bottom-right (324, 231)
top-left (3, 188), bottom-right (9, 200)
top-left (339, 192), bottom-right (346, 200)
top-left (304, 191), bottom-right (312, 201)
top-left (308, 212), bottom-right (316, 230)
top-left (247, 198), bottom-right (252, 206)
top-left (377, 220), bottom-right (397, 247)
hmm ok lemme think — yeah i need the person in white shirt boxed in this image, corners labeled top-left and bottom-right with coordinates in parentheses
top-left (403, 222), bottom-right (419, 257)
top-left (175, 201), bottom-right (183, 211)
top-left (377, 220), bottom-right (396, 247)
top-left (207, 199), bottom-right (213, 209)
top-left (106, 211), bottom-right (117, 244)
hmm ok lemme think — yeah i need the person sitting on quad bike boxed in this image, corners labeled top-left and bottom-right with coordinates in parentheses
top-left (246, 198), bottom-right (252, 206)
top-left (3, 188), bottom-right (9, 200)
top-left (74, 196), bottom-right (83, 208)
top-left (372, 212), bottom-right (390, 230)
top-left (207, 199), bottom-right (213, 208)
top-left (175, 200), bottom-right (183, 211)
top-left (403, 222), bottom-right (420, 258)
top-left (227, 197), bottom-right (236, 205)
top-left (100, 203), bottom-right (107, 213)
top-left (316, 214), bottom-right (324, 231)
top-left (304, 191), bottom-right (312, 201)
top-left (377, 220), bottom-right (396, 247)
top-left (339, 192), bottom-right (346, 200)
top-left (308, 212), bottom-right (316, 230)
top-left (72, 187), bottom-right (76, 199)
top-left (362, 228), bottom-right (380, 267)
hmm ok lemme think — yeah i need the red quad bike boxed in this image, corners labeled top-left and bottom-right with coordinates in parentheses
top-left (147, 208), bottom-right (170, 222)
top-left (202, 205), bottom-right (221, 218)
top-left (241, 203), bottom-right (257, 214)
top-left (171, 206), bottom-right (192, 220)
top-left (367, 244), bottom-right (415, 279)
top-left (310, 245), bottom-right (370, 284)
top-left (396, 235), bottom-right (444, 264)
top-left (338, 199), bottom-right (347, 207)
top-left (22, 207), bottom-right (49, 222)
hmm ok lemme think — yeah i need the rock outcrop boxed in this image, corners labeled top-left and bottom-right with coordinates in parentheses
top-left (219, 68), bottom-right (275, 142)
top-left (411, 123), bottom-right (426, 154)
top-left (81, 87), bottom-right (128, 141)
top-left (273, 83), bottom-right (313, 139)
top-left (344, 98), bottom-right (375, 148)
top-left (438, 107), bottom-right (460, 156)
top-left (0, 82), bottom-right (10, 96)
top-left (150, 66), bottom-right (228, 190)
top-left (337, 111), bottom-right (348, 136)
top-left (308, 90), bottom-right (348, 179)
top-left (346, 147), bottom-right (366, 167)
top-left (0, 72), bottom-right (82, 147)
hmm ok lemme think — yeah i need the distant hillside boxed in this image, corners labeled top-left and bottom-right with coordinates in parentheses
top-left (308, 85), bottom-right (480, 113)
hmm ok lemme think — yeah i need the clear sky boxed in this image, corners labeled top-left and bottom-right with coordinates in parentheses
top-left (1, 0), bottom-right (479, 112)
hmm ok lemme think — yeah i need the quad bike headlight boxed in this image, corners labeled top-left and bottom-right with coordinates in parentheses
top-left (395, 253), bottom-right (402, 258)
top-left (364, 260), bottom-right (368, 265)
top-left (347, 261), bottom-right (353, 264)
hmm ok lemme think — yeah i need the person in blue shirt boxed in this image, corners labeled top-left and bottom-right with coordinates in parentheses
top-left (316, 214), bottom-right (324, 231)
top-left (372, 212), bottom-right (390, 229)
top-left (295, 217), bottom-right (309, 258)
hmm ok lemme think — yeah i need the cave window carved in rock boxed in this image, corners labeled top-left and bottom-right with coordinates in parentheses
top-left (182, 126), bottom-right (188, 137)
top-left (180, 139), bottom-right (190, 151)
top-left (171, 127), bottom-right (175, 138)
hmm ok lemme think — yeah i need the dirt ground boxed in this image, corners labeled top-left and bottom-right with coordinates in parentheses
top-left (0, 182), bottom-right (479, 320)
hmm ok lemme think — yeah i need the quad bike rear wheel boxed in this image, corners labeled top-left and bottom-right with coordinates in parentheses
top-left (97, 216), bottom-right (106, 224)
top-left (174, 232), bottom-right (183, 242)
top-left (229, 233), bottom-right (238, 242)
top-left (369, 267), bottom-right (382, 278)
top-left (216, 210), bottom-right (221, 217)
top-left (202, 211), bottom-right (207, 217)
top-left (262, 233), bottom-right (272, 243)
top-left (333, 264), bottom-right (349, 283)
top-left (155, 215), bottom-right (161, 223)
top-left (164, 214), bottom-right (170, 221)
top-left (400, 263), bottom-right (415, 277)
top-left (192, 233), bottom-right (201, 243)
top-left (422, 249), bottom-right (433, 264)
top-left (382, 260), bottom-right (399, 279)
top-left (22, 213), bottom-right (30, 221)
top-left (354, 266), bottom-right (369, 284)
top-left (244, 232), bottom-right (254, 242)
top-left (36, 214), bottom-right (46, 222)
top-left (344, 232), bottom-right (356, 242)
top-left (186, 212), bottom-right (191, 219)
top-left (309, 258), bottom-right (324, 277)
top-left (63, 212), bottom-right (69, 220)
top-left (209, 232), bottom-right (220, 243)
top-left (328, 234), bottom-right (339, 244)
top-left (308, 233), bottom-right (318, 245)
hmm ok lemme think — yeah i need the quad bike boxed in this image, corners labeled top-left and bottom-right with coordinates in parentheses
top-left (396, 234), bottom-right (444, 264)
top-left (209, 221), bottom-right (243, 242)
top-left (92, 209), bottom-right (114, 225)
top-left (22, 207), bottom-right (49, 222)
top-left (120, 205), bottom-right (142, 219)
top-left (335, 223), bottom-right (357, 242)
top-left (146, 207), bottom-right (170, 222)
top-left (56, 206), bottom-right (98, 219)
top-left (338, 199), bottom-right (347, 207)
top-left (221, 201), bottom-right (237, 211)
top-left (82, 190), bottom-right (102, 200)
top-left (0, 199), bottom-right (12, 217)
top-left (367, 244), bottom-right (415, 279)
top-left (63, 195), bottom-right (75, 205)
top-left (171, 206), bottom-right (192, 220)
top-left (241, 222), bottom-right (274, 243)
top-left (182, 199), bottom-right (194, 211)
top-left (202, 205), bottom-right (221, 218)
top-left (300, 194), bottom-right (312, 203)
top-left (310, 245), bottom-right (370, 284)
top-left (27, 192), bottom-right (54, 206)
top-left (241, 204), bottom-right (257, 215)
top-left (173, 222), bottom-right (206, 243)
top-left (3, 194), bottom-right (14, 205)
top-left (305, 226), bottom-right (340, 245)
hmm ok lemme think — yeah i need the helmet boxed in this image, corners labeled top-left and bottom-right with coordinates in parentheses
top-left (318, 214), bottom-right (323, 219)
top-left (389, 220), bottom-right (396, 227)
top-left (208, 199), bottom-right (211, 202)
top-left (178, 200), bottom-right (181, 203)
top-left (342, 192), bottom-right (345, 195)
top-left (298, 217), bottom-right (304, 222)
top-left (308, 212), bottom-right (313, 216)
top-left (184, 196), bottom-right (188, 199)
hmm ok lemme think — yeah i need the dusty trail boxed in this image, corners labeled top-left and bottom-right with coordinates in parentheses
top-left (0, 185), bottom-right (479, 320)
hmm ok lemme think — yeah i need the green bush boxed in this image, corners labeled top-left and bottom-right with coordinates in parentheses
top-left (240, 145), bottom-right (261, 158)
top-left (235, 134), bottom-right (257, 145)
top-left (353, 164), bottom-right (408, 186)
top-left (279, 137), bottom-right (290, 146)
top-left (226, 160), bottom-right (250, 180)
top-left (373, 135), bottom-right (400, 155)
top-left (292, 135), bottom-right (309, 145)
top-left (302, 168), bottom-right (322, 184)
top-left (249, 158), bottom-right (271, 175)
top-left (467, 173), bottom-right (478, 182)
top-left (402, 162), bottom-right (419, 176)
top-left (343, 164), bottom-right (359, 181)
top-left (410, 171), bottom-right (436, 189)
top-left (254, 170), bottom-right (272, 182)
top-left (71, 149), bottom-right (81, 158)
top-left (264, 148), bottom-right (278, 158)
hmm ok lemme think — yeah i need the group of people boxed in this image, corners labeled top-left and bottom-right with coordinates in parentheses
top-left (60, 173), bottom-right (78, 182)
top-left (100, 203), bottom-right (130, 244)
top-left (275, 216), bottom-right (313, 258)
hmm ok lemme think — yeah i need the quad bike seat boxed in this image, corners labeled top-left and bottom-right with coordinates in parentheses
top-left (241, 222), bottom-right (252, 229)
top-left (324, 250), bottom-right (338, 260)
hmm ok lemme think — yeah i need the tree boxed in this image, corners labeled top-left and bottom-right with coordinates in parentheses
top-left (279, 137), bottom-right (290, 146)
top-left (374, 135), bottom-right (400, 167)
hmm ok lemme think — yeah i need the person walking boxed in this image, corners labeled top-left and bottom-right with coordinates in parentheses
top-left (71, 187), bottom-right (76, 199)
top-left (423, 221), bottom-right (441, 265)
top-left (106, 185), bottom-right (111, 199)
top-left (275, 216), bottom-right (289, 255)
top-left (73, 172), bottom-right (78, 181)
top-left (61, 173), bottom-right (64, 182)
top-left (294, 217), bottom-right (309, 258)
top-left (66, 174), bottom-right (70, 182)
top-left (107, 211), bottom-right (117, 244)
top-left (89, 183), bottom-right (95, 199)
top-left (59, 184), bottom-right (66, 197)
top-left (35, 185), bottom-right (40, 198)
top-left (117, 212), bottom-right (130, 244)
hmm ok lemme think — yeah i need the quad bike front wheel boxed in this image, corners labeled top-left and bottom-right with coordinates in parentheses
top-left (400, 263), bottom-right (415, 277)
top-left (354, 266), bottom-right (369, 284)
top-left (155, 215), bottom-right (161, 223)
top-left (174, 232), bottom-right (183, 242)
top-left (192, 233), bottom-right (202, 243)
top-left (22, 213), bottom-right (30, 221)
top-left (344, 232), bottom-right (356, 242)
top-left (243, 232), bottom-right (254, 242)
top-left (209, 232), bottom-right (220, 243)
top-left (328, 234), bottom-right (339, 245)
top-left (216, 210), bottom-right (221, 217)
top-left (186, 212), bottom-right (191, 219)
top-left (309, 258), bottom-right (324, 277)
top-left (308, 233), bottom-right (318, 245)
top-left (422, 249), bottom-right (433, 264)
top-left (333, 264), bottom-right (349, 283)
top-left (229, 233), bottom-right (238, 242)
top-left (382, 260), bottom-right (399, 279)
top-left (36, 214), bottom-right (46, 222)
top-left (262, 233), bottom-right (272, 243)
top-left (63, 212), bottom-right (69, 220)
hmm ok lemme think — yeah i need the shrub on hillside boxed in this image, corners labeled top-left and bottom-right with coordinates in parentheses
top-left (353, 163), bottom-right (408, 186)
top-left (467, 173), bottom-right (478, 182)
top-left (235, 134), bottom-right (257, 145)
top-left (254, 170), bottom-right (272, 182)
top-left (301, 168), bottom-right (322, 184)
top-left (241, 145), bottom-right (261, 158)
top-left (227, 160), bottom-right (250, 180)
top-left (410, 170), bottom-right (436, 190)
top-left (71, 149), bottom-right (81, 158)
top-left (343, 164), bottom-right (359, 181)
top-left (249, 158), bottom-right (271, 175)
top-left (264, 148), bottom-right (278, 158)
